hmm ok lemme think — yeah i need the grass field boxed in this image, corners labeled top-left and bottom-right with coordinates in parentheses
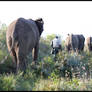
top-left (0, 25), bottom-right (92, 91)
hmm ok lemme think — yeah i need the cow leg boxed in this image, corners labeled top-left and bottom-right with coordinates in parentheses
top-left (88, 44), bottom-right (90, 51)
top-left (90, 46), bottom-right (92, 51)
top-left (32, 44), bottom-right (39, 64)
top-left (7, 37), bottom-right (17, 71)
top-left (10, 50), bottom-right (17, 69)
top-left (16, 47), bottom-right (27, 73)
top-left (15, 48), bottom-right (19, 73)
top-left (18, 55), bottom-right (27, 73)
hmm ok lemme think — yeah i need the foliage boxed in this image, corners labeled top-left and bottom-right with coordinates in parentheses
top-left (0, 23), bottom-right (92, 91)
top-left (0, 23), bottom-right (7, 49)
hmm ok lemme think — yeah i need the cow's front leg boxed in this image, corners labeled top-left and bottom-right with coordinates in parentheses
top-left (32, 44), bottom-right (39, 64)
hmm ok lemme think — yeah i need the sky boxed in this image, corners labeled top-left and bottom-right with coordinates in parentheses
top-left (0, 1), bottom-right (92, 40)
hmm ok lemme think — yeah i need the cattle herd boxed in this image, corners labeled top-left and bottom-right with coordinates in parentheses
top-left (5, 17), bottom-right (92, 73)
top-left (65, 34), bottom-right (92, 52)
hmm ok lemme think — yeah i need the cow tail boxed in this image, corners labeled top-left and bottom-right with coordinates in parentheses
top-left (0, 24), bottom-right (17, 65)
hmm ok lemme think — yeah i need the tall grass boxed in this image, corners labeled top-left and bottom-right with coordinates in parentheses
top-left (0, 25), bottom-right (92, 91)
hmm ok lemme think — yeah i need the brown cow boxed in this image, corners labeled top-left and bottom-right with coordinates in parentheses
top-left (6, 17), bottom-right (44, 73)
top-left (65, 34), bottom-right (85, 52)
top-left (86, 37), bottom-right (92, 51)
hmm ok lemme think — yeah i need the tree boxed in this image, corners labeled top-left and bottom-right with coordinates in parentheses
top-left (0, 23), bottom-right (7, 50)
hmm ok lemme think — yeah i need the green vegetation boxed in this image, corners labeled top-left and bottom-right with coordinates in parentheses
top-left (0, 23), bottom-right (92, 91)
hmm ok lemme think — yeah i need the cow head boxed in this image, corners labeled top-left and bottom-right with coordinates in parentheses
top-left (35, 18), bottom-right (44, 36)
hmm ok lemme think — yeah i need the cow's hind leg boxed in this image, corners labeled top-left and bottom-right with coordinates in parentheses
top-left (32, 44), bottom-right (39, 64)
top-left (7, 36), bottom-right (17, 72)
top-left (16, 47), bottom-right (27, 74)
top-left (10, 49), bottom-right (17, 70)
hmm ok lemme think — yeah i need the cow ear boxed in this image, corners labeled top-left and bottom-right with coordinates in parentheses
top-left (35, 18), bottom-right (44, 24)
top-left (35, 18), bottom-right (44, 36)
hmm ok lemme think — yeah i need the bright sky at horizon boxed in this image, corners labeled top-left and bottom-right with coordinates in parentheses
top-left (0, 1), bottom-right (92, 40)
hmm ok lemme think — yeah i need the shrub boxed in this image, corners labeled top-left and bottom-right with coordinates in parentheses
top-left (0, 73), bottom-right (16, 91)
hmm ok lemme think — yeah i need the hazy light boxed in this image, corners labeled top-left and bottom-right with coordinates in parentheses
top-left (0, 1), bottom-right (92, 40)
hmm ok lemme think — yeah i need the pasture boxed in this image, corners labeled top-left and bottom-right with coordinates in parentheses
top-left (0, 23), bottom-right (92, 91)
